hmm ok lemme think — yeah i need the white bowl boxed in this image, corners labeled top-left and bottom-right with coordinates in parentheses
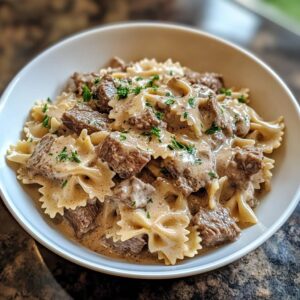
top-left (0, 23), bottom-right (299, 279)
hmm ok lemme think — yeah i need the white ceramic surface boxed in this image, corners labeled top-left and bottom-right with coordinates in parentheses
top-left (0, 23), bottom-right (299, 279)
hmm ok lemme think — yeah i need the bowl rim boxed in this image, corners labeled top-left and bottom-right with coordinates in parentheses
top-left (0, 21), bottom-right (300, 279)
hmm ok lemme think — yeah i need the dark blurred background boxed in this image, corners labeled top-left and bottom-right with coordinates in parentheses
top-left (0, 1), bottom-right (299, 299)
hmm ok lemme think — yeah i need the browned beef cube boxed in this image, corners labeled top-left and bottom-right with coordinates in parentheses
top-left (64, 203), bottom-right (100, 238)
top-left (185, 69), bottom-right (224, 93)
top-left (102, 236), bottom-right (146, 255)
top-left (62, 104), bottom-right (109, 135)
top-left (128, 108), bottom-right (161, 130)
top-left (199, 96), bottom-right (233, 135)
top-left (26, 134), bottom-right (57, 179)
top-left (164, 143), bottom-right (214, 196)
top-left (113, 176), bottom-right (155, 208)
top-left (192, 204), bottom-right (240, 247)
top-left (94, 75), bottom-right (116, 113)
top-left (97, 132), bottom-right (151, 179)
top-left (217, 147), bottom-right (263, 189)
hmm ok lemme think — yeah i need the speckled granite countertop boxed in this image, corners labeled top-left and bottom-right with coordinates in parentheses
top-left (0, 0), bottom-right (299, 299)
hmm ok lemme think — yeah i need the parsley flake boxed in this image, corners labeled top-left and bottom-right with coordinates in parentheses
top-left (165, 99), bottom-right (175, 106)
top-left (183, 111), bottom-right (189, 119)
top-left (94, 78), bottom-right (100, 84)
top-left (205, 123), bottom-right (221, 135)
top-left (61, 180), bottom-right (68, 188)
top-left (145, 74), bottom-right (159, 88)
top-left (42, 103), bottom-right (48, 113)
top-left (188, 97), bottom-right (195, 108)
top-left (47, 97), bottom-right (52, 103)
top-left (155, 111), bottom-right (164, 120)
top-left (238, 95), bottom-right (246, 103)
top-left (132, 86), bottom-right (142, 95)
top-left (194, 158), bottom-right (202, 165)
top-left (219, 88), bottom-right (232, 96)
top-left (117, 85), bottom-right (129, 99)
top-left (69, 150), bottom-right (81, 163)
top-left (57, 147), bottom-right (68, 162)
top-left (82, 85), bottom-right (92, 102)
top-left (146, 211), bottom-right (151, 219)
top-left (42, 115), bottom-right (50, 128)
top-left (119, 133), bottom-right (127, 141)
top-left (208, 171), bottom-right (218, 179)
top-left (136, 76), bottom-right (143, 81)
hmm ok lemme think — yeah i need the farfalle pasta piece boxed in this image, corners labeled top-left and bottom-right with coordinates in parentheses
top-left (252, 156), bottom-right (275, 191)
top-left (207, 176), bottom-right (228, 209)
top-left (247, 108), bottom-right (284, 153)
top-left (7, 139), bottom-right (36, 164)
top-left (117, 178), bottom-right (196, 265)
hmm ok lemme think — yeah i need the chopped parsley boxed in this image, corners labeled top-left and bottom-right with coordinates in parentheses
top-left (146, 211), bottom-right (151, 219)
top-left (94, 77), bottom-right (100, 84)
top-left (82, 85), bottom-right (92, 102)
top-left (208, 171), bottom-right (218, 179)
top-left (42, 115), bottom-right (50, 128)
top-left (188, 97), bottom-right (195, 108)
top-left (47, 97), bottom-right (52, 103)
top-left (168, 137), bottom-right (185, 151)
top-left (155, 111), bottom-right (164, 120)
top-left (194, 158), bottom-right (202, 165)
top-left (147, 198), bottom-right (153, 203)
top-left (205, 123), bottom-right (221, 135)
top-left (132, 86), bottom-right (142, 95)
top-left (169, 70), bottom-right (174, 76)
top-left (145, 102), bottom-right (153, 108)
top-left (57, 147), bottom-right (69, 162)
top-left (183, 111), bottom-right (189, 119)
top-left (119, 133), bottom-right (127, 141)
top-left (136, 76), bottom-right (143, 81)
top-left (238, 95), bottom-right (246, 103)
top-left (42, 103), bottom-right (48, 113)
top-left (219, 88), bottom-right (232, 96)
top-left (150, 127), bottom-right (161, 140)
top-left (165, 92), bottom-right (172, 97)
top-left (69, 150), bottom-right (81, 163)
top-left (117, 85), bottom-right (129, 99)
top-left (131, 201), bottom-right (136, 207)
top-left (57, 147), bottom-right (81, 163)
top-left (185, 144), bottom-right (196, 155)
top-left (145, 74), bottom-right (159, 88)
top-left (165, 99), bottom-right (175, 105)
top-left (61, 180), bottom-right (68, 188)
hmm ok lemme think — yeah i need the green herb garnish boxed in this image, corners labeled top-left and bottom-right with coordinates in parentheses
top-left (47, 97), bottom-right (52, 103)
top-left (146, 211), bottom-right (151, 219)
top-left (205, 123), bottom-right (221, 135)
top-left (188, 97), bottom-right (195, 108)
top-left (238, 95), bottom-right (246, 103)
top-left (42, 103), bottom-right (48, 113)
top-left (165, 99), bottom-right (175, 106)
top-left (94, 78), bottom-right (100, 84)
top-left (194, 158), bottom-right (202, 165)
top-left (117, 85), bottom-right (129, 99)
top-left (61, 180), bottom-right (68, 188)
top-left (165, 92), bottom-right (171, 97)
top-left (82, 85), bottom-right (92, 102)
top-left (42, 115), bottom-right (50, 128)
top-left (155, 111), bottom-right (164, 120)
top-left (132, 86), bottom-right (142, 95)
top-left (136, 76), bottom-right (143, 81)
top-left (183, 111), bottom-right (189, 119)
top-left (119, 133), bottom-right (127, 141)
top-left (145, 102), bottom-right (153, 108)
top-left (57, 147), bottom-right (68, 162)
top-left (69, 150), bottom-right (81, 163)
top-left (208, 171), bottom-right (217, 179)
top-left (150, 127), bottom-right (161, 139)
top-left (145, 74), bottom-right (159, 88)
top-left (219, 88), bottom-right (232, 96)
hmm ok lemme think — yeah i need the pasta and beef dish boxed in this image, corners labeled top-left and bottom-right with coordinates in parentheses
top-left (7, 57), bottom-right (284, 265)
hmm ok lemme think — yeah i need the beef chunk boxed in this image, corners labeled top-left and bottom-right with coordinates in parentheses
top-left (97, 132), bottom-right (151, 179)
top-left (108, 56), bottom-right (127, 71)
top-left (128, 108), bottom-right (161, 130)
top-left (66, 72), bottom-right (99, 95)
top-left (102, 236), bottom-right (146, 255)
top-left (217, 147), bottom-right (263, 189)
top-left (187, 189), bottom-right (208, 215)
top-left (26, 134), bottom-right (56, 179)
top-left (164, 142), bottom-right (214, 196)
top-left (64, 203), bottom-right (100, 238)
top-left (94, 75), bottom-right (116, 113)
top-left (192, 204), bottom-right (240, 247)
top-left (113, 176), bottom-right (155, 208)
top-left (185, 69), bottom-right (224, 93)
top-left (199, 96), bottom-right (233, 135)
top-left (62, 104), bottom-right (109, 135)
